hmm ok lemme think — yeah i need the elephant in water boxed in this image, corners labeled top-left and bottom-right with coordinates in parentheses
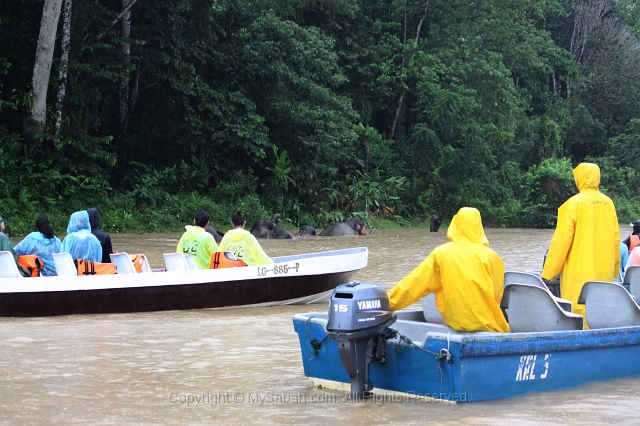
top-left (296, 225), bottom-right (316, 237)
top-left (250, 214), bottom-right (280, 234)
top-left (319, 217), bottom-right (368, 236)
top-left (252, 223), bottom-right (294, 239)
top-left (430, 214), bottom-right (443, 232)
top-left (205, 225), bottom-right (224, 244)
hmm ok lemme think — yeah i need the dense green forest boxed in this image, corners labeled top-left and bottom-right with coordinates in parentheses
top-left (1, 0), bottom-right (640, 235)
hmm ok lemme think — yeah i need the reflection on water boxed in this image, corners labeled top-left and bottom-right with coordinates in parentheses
top-left (2, 228), bottom-right (638, 425)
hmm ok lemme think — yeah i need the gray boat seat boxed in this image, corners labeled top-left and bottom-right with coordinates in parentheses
top-left (52, 252), bottom-right (78, 276)
top-left (578, 281), bottom-right (640, 329)
top-left (504, 271), bottom-right (572, 312)
top-left (422, 293), bottom-right (445, 325)
top-left (501, 283), bottom-right (584, 332)
top-left (184, 254), bottom-right (202, 270)
top-left (110, 252), bottom-right (137, 274)
top-left (0, 251), bottom-right (23, 278)
top-left (163, 253), bottom-right (189, 272)
top-left (625, 266), bottom-right (640, 299)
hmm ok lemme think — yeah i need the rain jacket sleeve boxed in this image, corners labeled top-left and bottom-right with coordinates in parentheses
top-left (388, 253), bottom-right (440, 312)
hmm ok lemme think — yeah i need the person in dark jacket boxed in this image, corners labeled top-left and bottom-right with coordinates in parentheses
top-left (87, 208), bottom-right (113, 263)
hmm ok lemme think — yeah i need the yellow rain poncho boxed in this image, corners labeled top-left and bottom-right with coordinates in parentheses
top-left (176, 225), bottom-right (218, 269)
top-left (541, 163), bottom-right (620, 317)
top-left (218, 229), bottom-right (273, 266)
top-left (388, 207), bottom-right (509, 332)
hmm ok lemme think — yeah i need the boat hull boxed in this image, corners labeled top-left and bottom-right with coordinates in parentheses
top-left (293, 311), bottom-right (640, 402)
top-left (0, 247), bottom-right (367, 317)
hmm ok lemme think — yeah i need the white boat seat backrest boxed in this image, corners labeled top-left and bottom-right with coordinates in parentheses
top-left (163, 253), bottom-right (189, 272)
top-left (504, 271), bottom-right (572, 312)
top-left (184, 254), bottom-right (202, 270)
top-left (0, 251), bottom-right (22, 278)
top-left (52, 252), bottom-right (78, 276)
top-left (421, 293), bottom-right (445, 325)
top-left (501, 283), bottom-right (583, 332)
top-left (625, 266), bottom-right (640, 299)
top-left (110, 252), bottom-right (137, 274)
top-left (578, 281), bottom-right (640, 329)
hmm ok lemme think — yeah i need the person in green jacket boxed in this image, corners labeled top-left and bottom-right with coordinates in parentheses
top-left (218, 210), bottom-right (273, 266)
top-left (0, 216), bottom-right (31, 276)
top-left (176, 210), bottom-right (218, 269)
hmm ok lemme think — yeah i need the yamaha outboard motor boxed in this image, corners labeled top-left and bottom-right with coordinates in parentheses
top-left (326, 282), bottom-right (396, 400)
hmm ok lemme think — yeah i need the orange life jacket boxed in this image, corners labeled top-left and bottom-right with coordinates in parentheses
top-left (128, 254), bottom-right (146, 273)
top-left (76, 259), bottom-right (118, 276)
top-left (630, 235), bottom-right (640, 252)
top-left (18, 255), bottom-right (44, 277)
top-left (210, 251), bottom-right (248, 269)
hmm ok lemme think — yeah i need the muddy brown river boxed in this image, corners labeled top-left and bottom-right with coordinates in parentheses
top-left (2, 228), bottom-right (639, 424)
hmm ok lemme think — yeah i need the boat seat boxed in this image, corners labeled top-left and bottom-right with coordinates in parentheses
top-left (421, 294), bottom-right (445, 325)
top-left (184, 254), bottom-right (202, 270)
top-left (0, 251), bottom-right (23, 278)
top-left (163, 253), bottom-right (189, 271)
top-left (625, 266), bottom-right (640, 299)
top-left (504, 271), bottom-right (572, 312)
top-left (501, 283), bottom-right (583, 332)
top-left (52, 252), bottom-right (78, 276)
top-left (578, 281), bottom-right (640, 329)
top-left (110, 252), bottom-right (137, 274)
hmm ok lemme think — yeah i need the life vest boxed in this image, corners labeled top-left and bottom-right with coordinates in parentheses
top-left (630, 235), bottom-right (640, 252)
top-left (210, 251), bottom-right (248, 269)
top-left (75, 259), bottom-right (118, 276)
top-left (18, 255), bottom-right (44, 277)
top-left (128, 254), bottom-right (147, 273)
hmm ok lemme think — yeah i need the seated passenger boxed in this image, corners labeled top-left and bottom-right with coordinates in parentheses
top-left (0, 216), bottom-right (31, 276)
top-left (61, 211), bottom-right (102, 262)
top-left (387, 207), bottom-right (509, 332)
top-left (13, 215), bottom-right (62, 276)
top-left (218, 210), bottom-right (274, 266)
top-left (87, 208), bottom-right (113, 263)
top-left (176, 210), bottom-right (218, 269)
top-left (621, 242), bottom-right (630, 281)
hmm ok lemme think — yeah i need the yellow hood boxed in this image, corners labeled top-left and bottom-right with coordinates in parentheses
top-left (447, 207), bottom-right (490, 247)
top-left (573, 162), bottom-right (600, 192)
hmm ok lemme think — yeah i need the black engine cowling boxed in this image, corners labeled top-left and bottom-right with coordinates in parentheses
top-left (326, 282), bottom-right (396, 400)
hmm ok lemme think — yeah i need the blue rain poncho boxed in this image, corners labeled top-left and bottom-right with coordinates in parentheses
top-left (14, 232), bottom-right (62, 276)
top-left (61, 211), bottom-right (102, 263)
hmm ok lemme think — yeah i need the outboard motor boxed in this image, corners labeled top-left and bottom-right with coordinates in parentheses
top-left (326, 282), bottom-right (397, 401)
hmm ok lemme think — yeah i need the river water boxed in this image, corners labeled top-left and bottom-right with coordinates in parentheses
top-left (2, 228), bottom-right (639, 425)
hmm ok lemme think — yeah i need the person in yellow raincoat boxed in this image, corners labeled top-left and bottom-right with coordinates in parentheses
top-left (176, 210), bottom-right (219, 269)
top-left (218, 210), bottom-right (273, 266)
top-left (541, 163), bottom-right (620, 318)
top-left (388, 207), bottom-right (509, 333)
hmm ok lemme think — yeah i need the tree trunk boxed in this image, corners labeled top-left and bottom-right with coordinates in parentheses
top-left (55, 0), bottom-right (73, 135)
top-left (120, 0), bottom-right (131, 125)
top-left (24, 0), bottom-right (63, 146)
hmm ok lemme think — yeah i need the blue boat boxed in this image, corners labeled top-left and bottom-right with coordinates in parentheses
top-left (292, 276), bottom-right (640, 402)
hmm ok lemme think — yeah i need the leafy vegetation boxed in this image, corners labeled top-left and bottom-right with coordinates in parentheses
top-left (2, 0), bottom-right (640, 236)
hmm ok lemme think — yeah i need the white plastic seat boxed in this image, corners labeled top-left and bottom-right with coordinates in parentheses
top-left (110, 252), bottom-right (137, 274)
top-left (421, 294), bottom-right (445, 325)
top-left (504, 271), bottom-right (572, 312)
top-left (52, 252), bottom-right (78, 276)
top-left (501, 283), bottom-right (583, 332)
top-left (0, 251), bottom-right (23, 278)
top-left (184, 254), bottom-right (202, 270)
top-left (624, 266), bottom-right (640, 299)
top-left (163, 253), bottom-right (189, 272)
top-left (578, 281), bottom-right (640, 329)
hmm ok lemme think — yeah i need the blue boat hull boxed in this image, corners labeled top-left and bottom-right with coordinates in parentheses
top-left (293, 311), bottom-right (640, 402)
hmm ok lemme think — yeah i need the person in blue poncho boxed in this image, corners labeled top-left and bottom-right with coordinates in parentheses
top-left (14, 215), bottom-right (62, 276)
top-left (61, 211), bottom-right (102, 263)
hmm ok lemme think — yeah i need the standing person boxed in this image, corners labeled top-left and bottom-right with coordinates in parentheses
top-left (61, 211), bottom-right (103, 262)
top-left (387, 207), bottom-right (509, 332)
top-left (13, 215), bottom-right (62, 276)
top-left (622, 220), bottom-right (640, 252)
top-left (218, 210), bottom-right (274, 266)
top-left (541, 163), bottom-right (620, 318)
top-left (0, 216), bottom-right (31, 276)
top-left (87, 208), bottom-right (113, 263)
top-left (176, 210), bottom-right (218, 269)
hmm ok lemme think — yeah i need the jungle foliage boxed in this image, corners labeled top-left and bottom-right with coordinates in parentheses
top-left (1, 0), bottom-right (640, 235)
